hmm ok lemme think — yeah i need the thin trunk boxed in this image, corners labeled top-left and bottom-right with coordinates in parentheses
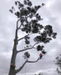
top-left (8, 50), bottom-right (17, 75)
top-left (8, 29), bottom-right (18, 75)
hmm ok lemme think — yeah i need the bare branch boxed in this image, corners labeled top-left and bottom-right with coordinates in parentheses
top-left (27, 57), bottom-right (40, 63)
top-left (17, 34), bottom-right (29, 41)
top-left (15, 60), bottom-right (27, 74)
top-left (15, 57), bottom-right (40, 74)
top-left (17, 42), bottom-right (39, 53)
top-left (16, 19), bottom-right (20, 30)
top-left (17, 47), bottom-right (33, 53)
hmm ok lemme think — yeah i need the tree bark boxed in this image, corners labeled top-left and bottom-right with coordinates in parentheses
top-left (8, 48), bottom-right (17, 75)
top-left (8, 27), bottom-right (18, 75)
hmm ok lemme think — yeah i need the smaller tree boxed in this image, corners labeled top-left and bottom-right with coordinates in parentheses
top-left (55, 54), bottom-right (61, 75)
top-left (38, 73), bottom-right (43, 75)
top-left (34, 73), bottom-right (43, 75)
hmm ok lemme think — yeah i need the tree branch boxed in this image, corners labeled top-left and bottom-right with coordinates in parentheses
top-left (16, 19), bottom-right (20, 30)
top-left (17, 34), bottom-right (29, 41)
top-left (17, 42), bottom-right (39, 53)
top-left (15, 57), bottom-right (40, 74)
top-left (27, 57), bottom-right (40, 63)
top-left (15, 60), bottom-right (27, 74)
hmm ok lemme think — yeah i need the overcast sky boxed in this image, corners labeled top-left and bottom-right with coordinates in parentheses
top-left (0, 0), bottom-right (61, 75)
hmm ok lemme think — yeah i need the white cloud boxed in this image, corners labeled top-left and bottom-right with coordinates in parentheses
top-left (46, 0), bottom-right (55, 8)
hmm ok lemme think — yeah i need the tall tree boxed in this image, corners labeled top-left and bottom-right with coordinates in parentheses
top-left (55, 54), bottom-right (61, 75)
top-left (8, 0), bottom-right (57, 75)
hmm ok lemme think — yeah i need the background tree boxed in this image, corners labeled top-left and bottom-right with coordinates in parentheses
top-left (34, 73), bottom-right (43, 75)
top-left (55, 54), bottom-right (61, 75)
top-left (38, 73), bottom-right (43, 75)
top-left (8, 0), bottom-right (57, 75)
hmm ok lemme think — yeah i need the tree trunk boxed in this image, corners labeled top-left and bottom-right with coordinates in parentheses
top-left (8, 28), bottom-right (18, 75)
top-left (8, 66), bottom-right (15, 75)
top-left (8, 44), bottom-right (17, 75)
top-left (8, 48), bottom-right (17, 75)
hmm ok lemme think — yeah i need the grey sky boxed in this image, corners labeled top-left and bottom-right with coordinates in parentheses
top-left (0, 0), bottom-right (61, 75)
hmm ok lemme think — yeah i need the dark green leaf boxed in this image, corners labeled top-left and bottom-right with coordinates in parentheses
top-left (24, 52), bottom-right (30, 58)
